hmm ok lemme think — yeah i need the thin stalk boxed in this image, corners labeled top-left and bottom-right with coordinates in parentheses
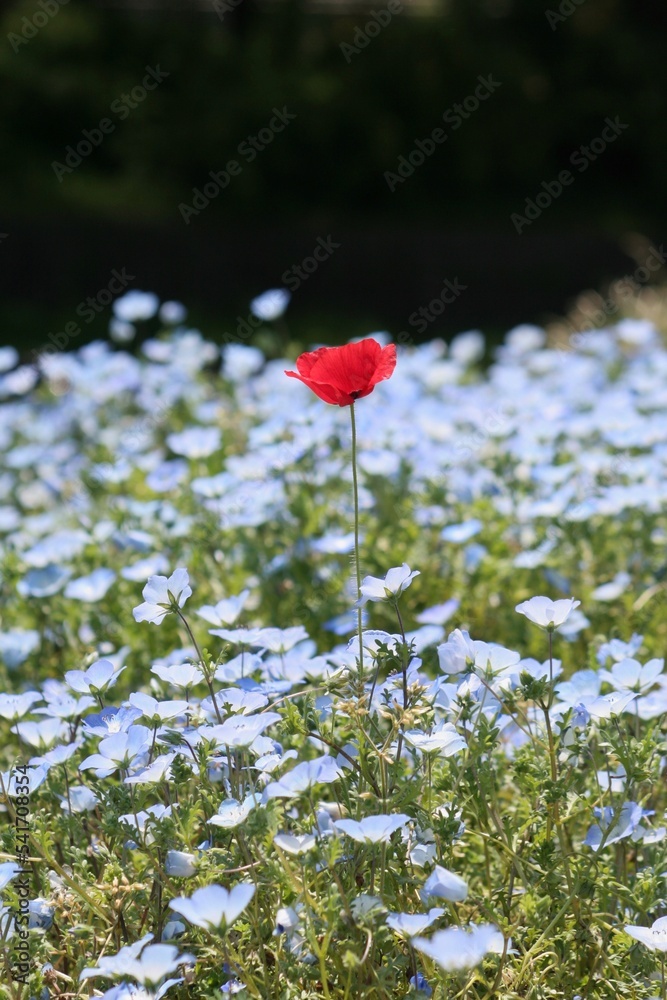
top-left (176, 607), bottom-right (222, 723)
top-left (350, 401), bottom-right (364, 681)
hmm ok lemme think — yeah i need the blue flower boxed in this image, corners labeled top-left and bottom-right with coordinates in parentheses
top-left (409, 972), bottom-right (432, 996)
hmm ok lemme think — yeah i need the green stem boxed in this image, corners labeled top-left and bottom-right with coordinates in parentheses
top-left (176, 607), bottom-right (222, 723)
top-left (350, 401), bottom-right (364, 680)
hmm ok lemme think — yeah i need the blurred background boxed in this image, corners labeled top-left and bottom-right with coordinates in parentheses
top-left (0, 0), bottom-right (665, 354)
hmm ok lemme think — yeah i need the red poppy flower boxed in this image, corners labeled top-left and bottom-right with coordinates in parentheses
top-left (285, 338), bottom-right (397, 406)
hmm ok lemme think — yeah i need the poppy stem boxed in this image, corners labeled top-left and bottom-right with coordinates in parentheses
top-left (349, 402), bottom-right (364, 680)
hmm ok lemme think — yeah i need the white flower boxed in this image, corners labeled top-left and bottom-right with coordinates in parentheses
top-left (386, 908), bottom-right (444, 938)
top-left (64, 568), bottom-right (116, 602)
top-left (151, 662), bottom-right (204, 689)
top-left (0, 346), bottom-right (18, 372)
top-left (625, 916), bottom-right (667, 952)
top-left (209, 794), bottom-right (259, 829)
top-left (58, 785), bottom-right (99, 813)
top-left (196, 591), bottom-right (251, 627)
top-left (515, 596), bottom-right (581, 631)
top-left (165, 851), bottom-right (198, 877)
top-left (133, 569), bottom-right (192, 626)
top-left (250, 288), bottom-right (291, 322)
top-left (128, 693), bottom-right (190, 722)
top-left (109, 319), bottom-right (136, 344)
top-left (274, 905), bottom-right (302, 935)
top-left (357, 564), bottom-right (420, 607)
top-left (159, 301), bottom-right (187, 325)
top-left (118, 805), bottom-right (172, 846)
top-left (0, 861), bottom-right (22, 891)
top-left (273, 833), bottom-right (317, 855)
top-left (65, 659), bottom-right (124, 696)
top-left (113, 290), bottom-right (159, 323)
top-left (0, 691), bottom-right (42, 720)
top-left (79, 725), bottom-right (152, 778)
top-left (80, 932), bottom-right (193, 987)
top-left (263, 755), bottom-right (342, 800)
top-left (403, 723), bottom-right (467, 757)
top-left (411, 924), bottom-right (505, 971)
top-left (437, 629), bottom-right (477, 675)
top-left (600, 657), bottom-right (664, 694)
top-left (201, 712), bottom-right (281, 749)
top-left (420, 865), bottom-right (468, 903)
top-left (168, 883), bottom-right (255, 930)
top-left (584, 801), bottom-right (643, 850)
top-left (125, 752), bottom-right (178, 786)
top-left (167, 427), bottom-right (221, 460)
top-left (333, 814), bottom-right (410, 844)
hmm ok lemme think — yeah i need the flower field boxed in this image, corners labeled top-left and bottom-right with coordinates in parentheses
top-left (3, 302), bottom-right (667, 999)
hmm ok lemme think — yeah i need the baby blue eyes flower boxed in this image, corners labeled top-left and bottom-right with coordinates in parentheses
top-left (151, 662), bottom-right (204, 689)
top-left (0, 691), bottom-right (42, 720)
top-left (599, 657), bottom-right (664, 694)
top-left (403, 724), bottom-right (467, 757)
top-left (625, 916), bottom-right (667, 952)
top-left (221, 979), bottom-right (247, 995)
top-left (79, 725), bottom-right (152, 777)
top-left (514, 596), bottom-right (581, 631)
top-left (250, 288), bottom-right (291, 322)
top-left (64, 567), bottom-right (116, 602)
top-left (357, 564), bottom-right (420, 607)
top-left (0, 861), bottom-right (22, 891)
top-left (29, 898), bottom-right (55, 931)
top-left (17, 564), bottom-right (71, 598)
top-left (165, 851), bottom-right (198, 877)
top-left (0, 629), bottom-right (40, 669)
top-left (80, 932), bottom-right (193, 987)
top-left (201, 711), bottom-right (281, 749)
top-left (197, 590), bottom-right (251, 628)
top-left (133, 568), bottom-right (192, 625)
top-left (333, 814), bottom-right (410, 844)
top-left (0, 346), bottom-right (18, 372)
top-left (167, 427), bottom-right (221, 459)
top-left (263, 755), bottom-right (342, 800)
top-left (387, 908), bottom-right (444, 938)
top-left (409, 972), bottom-right (433, 996)
top-left (58, 785), bottom-right (99, 813)
top-left (420, 865), bottom-right (468, 903)
top-left (209, 794), bottom-right (260, 829)
top-left (112, 290), bottom-right (160, 323)
top-left (65, 658), bottom-right (124, 696)
top-left (584, 801), bottom-right (644, 850)
top-left (159, 300), bottom-right (187, 325)
top-left (273, 833), bottom-right (317, 855)
top-left (441, 519), bottom-right (482, 544)
top-left (411, 923), bottom-right (505, 972)
top-left (168, 883), bottom-right (256, 931)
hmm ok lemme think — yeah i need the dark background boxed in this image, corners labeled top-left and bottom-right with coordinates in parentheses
top-left (0, 0), bottom-right (665, 353)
